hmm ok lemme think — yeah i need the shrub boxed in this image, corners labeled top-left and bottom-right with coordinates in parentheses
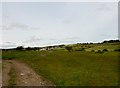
top-left (79, 48), bottom-right (85, 51)
top-left (114, 49), bottom-right (120, 51)
top-left (88, 46), bottom-right (91, 48)
top-left (8, 58), bottom-right (12, 60)
top-left (91, 50), bottom-right (95, 52)
top-left (65, 46), bottom-right (73, 52)
top-left (95, 50), bottom-right (103, 53)
top-left (103, 49), bottom-right (108, 52)
top-left (75, 48), bottom-right (85, 51)
top-left (75, 49), bottom-right (80, 51)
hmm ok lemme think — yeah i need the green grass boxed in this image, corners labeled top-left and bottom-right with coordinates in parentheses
top-left (2, 42), bottom-right (119, 86)
top-left (2, 50), bottom-right (119, 86)
top-left (71, 42), bottom-right (119, 52)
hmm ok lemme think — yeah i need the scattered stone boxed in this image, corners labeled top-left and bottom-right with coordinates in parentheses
top-left (20, 73), bottom-right (24, 76)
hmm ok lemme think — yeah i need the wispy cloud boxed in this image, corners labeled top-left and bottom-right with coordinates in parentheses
top-left (23, 36), bottom-right (43, 43)
top-left (100, 34), bottom-right (111, 37)
top-left (2, 22), bottom-right (40, 30)
top-left (2, 42), bottom-right (17, 49)
top-left (21, 36), bottom-right (81, 47)
top-left (95, 3), bottom-right (112, 12)
top-left (62, 37), bottom-right (80, 40)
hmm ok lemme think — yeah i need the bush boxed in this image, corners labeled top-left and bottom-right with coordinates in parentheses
top-left (79, 48), bottom-right (85, 51)
top-left (95, 50), bottom-right (103, 53)
top-left (65, 46), bottom-right (73, 52)
top-left (103, 49), bottom-right (108, 52)
top-left (75, 49), bottom-right (80, 51)
top-left (88, 46), bottom-right (91, 48)
top-left (75, 48), bottom-right (85, 51)
top-left (8, 58), bottom-right (12, 60)
top-left (91, 50), bottom-right (95, 52)
top-left (114, 49), bottom-right (120, 51)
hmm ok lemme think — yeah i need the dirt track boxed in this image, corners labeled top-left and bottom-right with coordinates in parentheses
top-left (2, 60), bottom-right (55, 86)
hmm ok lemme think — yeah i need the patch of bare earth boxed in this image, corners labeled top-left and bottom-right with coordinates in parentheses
top-left (2, 60), bottom-right (55, 86)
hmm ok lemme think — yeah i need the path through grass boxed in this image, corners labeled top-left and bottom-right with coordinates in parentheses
top-left (2, 50), bottom-right (119, 86)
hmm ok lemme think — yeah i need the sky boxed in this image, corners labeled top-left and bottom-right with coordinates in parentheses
top-left (0, 1), bottom-right (118, 49)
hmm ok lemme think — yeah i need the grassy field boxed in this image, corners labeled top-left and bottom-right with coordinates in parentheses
top-left (2, 43), bottom-right (119, 86)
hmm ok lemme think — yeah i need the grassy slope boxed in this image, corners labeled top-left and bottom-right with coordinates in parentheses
top-left (2, 43), bottom-right (119, 86)
top-left (2, 50), bottom-right (119, 86)
top-left (72, 42), bottom-right (120, 52)
top-left (85, 43), bottom-right (119, 52)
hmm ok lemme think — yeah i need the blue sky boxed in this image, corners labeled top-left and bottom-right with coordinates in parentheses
top-left (1, 2), bottom-right (118, 49)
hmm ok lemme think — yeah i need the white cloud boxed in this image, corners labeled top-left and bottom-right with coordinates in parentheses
top-left (23, 36), bottom-right (43, 43)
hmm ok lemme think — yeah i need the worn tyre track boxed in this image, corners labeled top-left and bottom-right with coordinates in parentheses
top-left (2, 60), bottom-right (55, 86)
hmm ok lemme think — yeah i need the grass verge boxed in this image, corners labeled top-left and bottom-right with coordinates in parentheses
top-left (8, 67), bottom-right (16, 87)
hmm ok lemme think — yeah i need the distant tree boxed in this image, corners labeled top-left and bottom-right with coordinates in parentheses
top-left (103, 40), bottom-right (108, 43)
top-left (33, 47), bottom-right (40, 51)
top-left (103, 40), bottom-right (120, 43)
top-left (16, 46), bottom-right (24, 51)
top-left (59, 45), bottom-right (65, 48)
top-left (26, 47), bottom-right (31, 50)
top-left (65, 46), bottom-right (73, 52)
top-left (90, 42), bottom-right (93, 44)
